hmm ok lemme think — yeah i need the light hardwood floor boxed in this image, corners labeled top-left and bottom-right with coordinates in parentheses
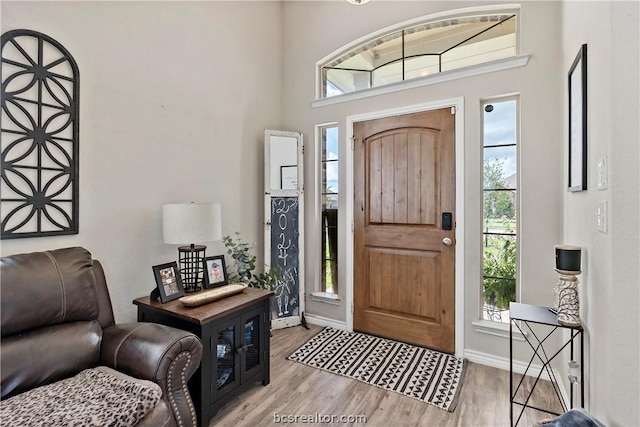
top-left (209, 324), bottom-right (563, 427)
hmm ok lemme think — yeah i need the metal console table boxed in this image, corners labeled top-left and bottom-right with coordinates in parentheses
top-left (509, 302), bottom-right (584, 427)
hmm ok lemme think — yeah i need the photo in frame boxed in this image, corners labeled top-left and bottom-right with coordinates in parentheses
top-left (152, 261), bottom-right (185, 303)
top-left (568, 43), bottom-right (588, 192)
top-left (280, 165), bottom-right (298, 190)
top-left (203, 255), bottom-right (228, 288)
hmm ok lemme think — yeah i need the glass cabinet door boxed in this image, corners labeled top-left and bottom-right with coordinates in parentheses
top-left (214, 321), bottom-right (238, 395)
top-left (243, 313), bottom-right (261, 373)
top-left (211, 306), bottom-right (266, 400)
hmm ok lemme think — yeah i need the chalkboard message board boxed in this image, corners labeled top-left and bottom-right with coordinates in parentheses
top-left (270, 197), bottom-right (299, 319)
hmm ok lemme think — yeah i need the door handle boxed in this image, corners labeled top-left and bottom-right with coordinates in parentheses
top-left (442, 237), bottom-right (452, 246)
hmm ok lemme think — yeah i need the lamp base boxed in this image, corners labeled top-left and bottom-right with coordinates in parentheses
top-left (178, 244), bottom-right (206, 293)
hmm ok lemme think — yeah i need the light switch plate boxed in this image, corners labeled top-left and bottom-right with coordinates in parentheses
top-left (597, 156), bottom-right (608, 190)
top-left (597, 201), bottom-right (607, 233)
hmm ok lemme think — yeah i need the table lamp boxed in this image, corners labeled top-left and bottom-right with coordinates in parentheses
top-left (163, 202), bottom-right (222, 293)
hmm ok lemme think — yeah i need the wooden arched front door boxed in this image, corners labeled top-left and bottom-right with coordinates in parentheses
top-left (353, 108), bottom-right (456, 353)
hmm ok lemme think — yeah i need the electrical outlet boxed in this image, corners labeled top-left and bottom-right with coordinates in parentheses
top-left (597, 156), bottom-right (608, 190)
top-left (596, 201), bottom-right (607, 233)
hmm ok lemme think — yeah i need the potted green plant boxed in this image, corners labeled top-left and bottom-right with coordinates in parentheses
top-left (222, 232), bottom-right (281, 290)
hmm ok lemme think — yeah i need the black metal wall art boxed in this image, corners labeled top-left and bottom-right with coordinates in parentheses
top-left (1, 29), bottom-right (80, 239)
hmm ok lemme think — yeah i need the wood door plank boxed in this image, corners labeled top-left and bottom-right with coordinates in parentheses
top-left (420, 133), bottom-right (437, 225)
top-left (364, 226), bottom-right (442, 250)
top-left (391, 252), bottom-right (405, 315)
top-left (381, 135), bottom-right (395, 223)
top-left (407, 133), bottom-right (422, 224)
top-left (419, 252), bottom-right (439, 320)
top-left (379, 250), bottom-right (394, 311)
top-left (368, 249), bottom-right (382, 310)
top-left (368, 138), bottom-right (382, 223)
top-left (394, 134), bottom-right (408, 224)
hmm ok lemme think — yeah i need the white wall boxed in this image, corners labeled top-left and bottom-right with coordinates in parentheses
top-left (282, 1), bottom-right (564, 359)
top-left (0, 1), bottom-right (283, 322)
top-left (561, 1), bottom-right (639, 425)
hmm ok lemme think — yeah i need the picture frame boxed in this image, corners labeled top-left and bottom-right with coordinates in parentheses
top-left (568, 44), bottom-right (588, 192)
top-left (152, 262), bottom-right (185, 303)
top-left (202, 255), bottom-right (228, 288)
top-left (280, 165), bottom-right (298, 190)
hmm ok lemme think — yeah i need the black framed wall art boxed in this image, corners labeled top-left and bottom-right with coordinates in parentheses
top-left (568, 44), bottom-right (587, 192)
top-left (1, 29), bottom-right (80, 238)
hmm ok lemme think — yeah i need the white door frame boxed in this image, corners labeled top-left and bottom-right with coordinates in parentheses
top-left (345, 97), bottom-right (465, 358)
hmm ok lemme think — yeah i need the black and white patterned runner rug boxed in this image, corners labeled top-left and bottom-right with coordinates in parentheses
top-left (287, 327), bottom-right (466, 412)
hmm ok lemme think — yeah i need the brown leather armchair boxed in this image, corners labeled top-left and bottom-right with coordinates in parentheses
top-left (0, 247), bottom-right (203, 427)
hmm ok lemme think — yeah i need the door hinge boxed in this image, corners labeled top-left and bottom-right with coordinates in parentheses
top-left (351, 137), bottom-right (355, 150)
top-left (450, 106), bottom-right (456, 115)
top-left (351, 300), bottom-right (354, 315)
top-left (351, 221), bottom-right (354, 232)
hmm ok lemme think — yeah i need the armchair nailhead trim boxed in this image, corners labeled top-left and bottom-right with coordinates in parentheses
top-left (167, 352), bottom-right (197, 427)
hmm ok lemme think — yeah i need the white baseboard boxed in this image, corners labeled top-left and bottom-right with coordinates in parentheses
top-left (464, 348), bottom-right (570, 407)
top-left (304, 313), bottom-right (347, 330)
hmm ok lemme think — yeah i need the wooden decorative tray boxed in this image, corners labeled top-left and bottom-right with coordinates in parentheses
top-left (179, 283), bottom-right (248, 307)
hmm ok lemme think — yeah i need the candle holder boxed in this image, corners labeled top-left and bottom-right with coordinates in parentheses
top-left (555, 270), bottom-right (581, 327)
top-left (554, 245), bottom-right (582, 327)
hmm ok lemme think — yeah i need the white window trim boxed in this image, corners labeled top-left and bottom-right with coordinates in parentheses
top-left (312, 55), bottom-right (529, 108)
top-left (311, 291), bottom-right (341, 306)
top-left (472, 319), bottom-right (526, 341)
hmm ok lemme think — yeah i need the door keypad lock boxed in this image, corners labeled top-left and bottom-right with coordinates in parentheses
top-left (442, 212), bottom-right (452, 230)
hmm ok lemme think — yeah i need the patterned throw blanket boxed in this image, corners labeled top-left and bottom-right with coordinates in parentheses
top-left (0, 366), bottom-right (162, 427)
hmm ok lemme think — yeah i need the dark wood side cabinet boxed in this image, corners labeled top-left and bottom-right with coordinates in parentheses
top-left (134, 287), bottom-right (273, 426)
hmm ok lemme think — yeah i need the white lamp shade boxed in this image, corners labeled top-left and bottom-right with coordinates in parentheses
top-left (162, 202), bottom-right (222, 245)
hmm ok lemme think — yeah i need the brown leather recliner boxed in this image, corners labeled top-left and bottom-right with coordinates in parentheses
top-left (0, 247), bottom-right (203, 427)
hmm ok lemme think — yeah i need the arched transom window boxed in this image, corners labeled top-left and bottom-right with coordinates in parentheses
top-left (320, 11), bottom-right (517, 98)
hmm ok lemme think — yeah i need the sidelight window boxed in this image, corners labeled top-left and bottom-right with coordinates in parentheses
top-left (320, 125), bottom-right (339, 294)
top-left (481, 98), bottom-right (518, 323)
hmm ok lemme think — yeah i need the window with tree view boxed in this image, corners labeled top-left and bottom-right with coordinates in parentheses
top-left (321, 126), bottom-right (339, 294)
top-left (482, 99), bottom-right (518, 323)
